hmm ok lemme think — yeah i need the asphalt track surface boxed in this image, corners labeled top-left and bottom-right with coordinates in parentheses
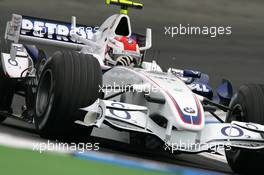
top-left (1, 0), bottom-right (264, 88)
top-left (0, 0), bottom-right (263, 174)
top-left (0, 93), bottom-right (231, 174)
top-left (0, 95), bottom-right (233, 174)
top-left (0, 118), bottom-right (232, 174)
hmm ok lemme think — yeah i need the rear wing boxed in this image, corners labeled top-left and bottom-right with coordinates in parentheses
top-left (4, 14), bottom-right (147, 51)
top-left (5, 14), bottom-right (98, 50)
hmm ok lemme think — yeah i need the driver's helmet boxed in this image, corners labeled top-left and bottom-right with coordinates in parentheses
top-left (105, 36), bottom-right (142, 66)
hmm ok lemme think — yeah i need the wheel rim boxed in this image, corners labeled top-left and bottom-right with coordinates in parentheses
top-left (35, 69), bottom-right (53, 117)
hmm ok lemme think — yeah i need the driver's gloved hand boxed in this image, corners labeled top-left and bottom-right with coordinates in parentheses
top-left (116, 56), bottom-right (137, 66)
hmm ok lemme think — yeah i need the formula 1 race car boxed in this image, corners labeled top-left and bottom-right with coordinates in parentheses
top-left (0, 0), bottom-right (264, 173)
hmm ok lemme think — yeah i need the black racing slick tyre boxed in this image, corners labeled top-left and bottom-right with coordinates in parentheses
top-left (225, 84), bottom-right (264, 174)
top-left (0, 60), bottom-right (16, 123)
top-left (34, 50), bottom-right (102, 139)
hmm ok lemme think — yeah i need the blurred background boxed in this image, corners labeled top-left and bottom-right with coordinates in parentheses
top-left (0, 0), bottom-right (263, 89)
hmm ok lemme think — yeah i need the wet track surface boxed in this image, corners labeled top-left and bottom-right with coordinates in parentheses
top-left (0, 0), bottom-right (263, 174)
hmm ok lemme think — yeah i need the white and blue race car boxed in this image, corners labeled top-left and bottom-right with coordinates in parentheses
top-left (0, 0), bottom-right (263, 173)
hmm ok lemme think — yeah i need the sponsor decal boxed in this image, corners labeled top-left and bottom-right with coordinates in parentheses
top-left (183, 107), bottom-right (195, 114)
top-left (8, 59), bottom-right (18, 66)
top-left (245, 123), bottom-right (259, 130)
top-left (221, 126), bottom-right (244, 137)
top-left (20, 16), bottom-right (98, 44)
top-left (188, 83), bottom-right (210, 93)
top-left (19, 16), bottom-right (146, 49)
top-left (109, 102), bottom-right (131, 120)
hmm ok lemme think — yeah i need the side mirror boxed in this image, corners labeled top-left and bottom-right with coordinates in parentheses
top-left (139, 28), bottom-right (152, 51)
top-left (213, 79), bottom-right (233, 106)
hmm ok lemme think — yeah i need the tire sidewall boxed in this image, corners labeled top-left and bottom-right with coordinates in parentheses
top-left (225, 84), bottom-right (264, 174)
top-left (34, 61), bottom-right (55, 131)
top-left (33, 51), bottom-right (102, 138)
top-left (225, 92), bottom-right (245, 172)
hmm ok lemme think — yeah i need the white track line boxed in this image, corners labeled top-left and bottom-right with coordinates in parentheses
top-left (0, 132), bottom-right (39, 150)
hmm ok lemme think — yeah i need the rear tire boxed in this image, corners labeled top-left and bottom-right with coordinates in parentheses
top-left (34, 50), bottom-right (102, 140)
top-left (225, 84), bottom-right (264, 174)
top-left (0, 58), bottom-right (16, 123)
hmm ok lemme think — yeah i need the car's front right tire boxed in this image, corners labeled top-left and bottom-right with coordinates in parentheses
top-left (225, 84), bottom-right (264, 174)
top-left (34, 50), bottom-right (102, 140)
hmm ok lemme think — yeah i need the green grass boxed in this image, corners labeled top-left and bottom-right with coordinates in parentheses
top-left (0, 146), bottom-right (176, 175)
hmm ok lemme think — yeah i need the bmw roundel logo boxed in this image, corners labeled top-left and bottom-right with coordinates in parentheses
top-left (183, 107), bottom-right (195, 114)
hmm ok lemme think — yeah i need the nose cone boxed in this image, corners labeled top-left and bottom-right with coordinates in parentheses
top-left (146, 73), bottom-right (205, 131)
top-left (169, 92), bottom-right (205, 131)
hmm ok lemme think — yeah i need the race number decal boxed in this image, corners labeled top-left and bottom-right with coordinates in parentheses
top-left (109, 103), bottom-right (131, 120)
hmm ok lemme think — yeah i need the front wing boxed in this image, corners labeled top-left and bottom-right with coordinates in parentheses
top-left (75, 99), bottom-right (264, 153)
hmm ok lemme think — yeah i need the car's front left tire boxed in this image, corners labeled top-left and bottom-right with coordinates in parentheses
top-left (34, 50), bottom-right (102, 140)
